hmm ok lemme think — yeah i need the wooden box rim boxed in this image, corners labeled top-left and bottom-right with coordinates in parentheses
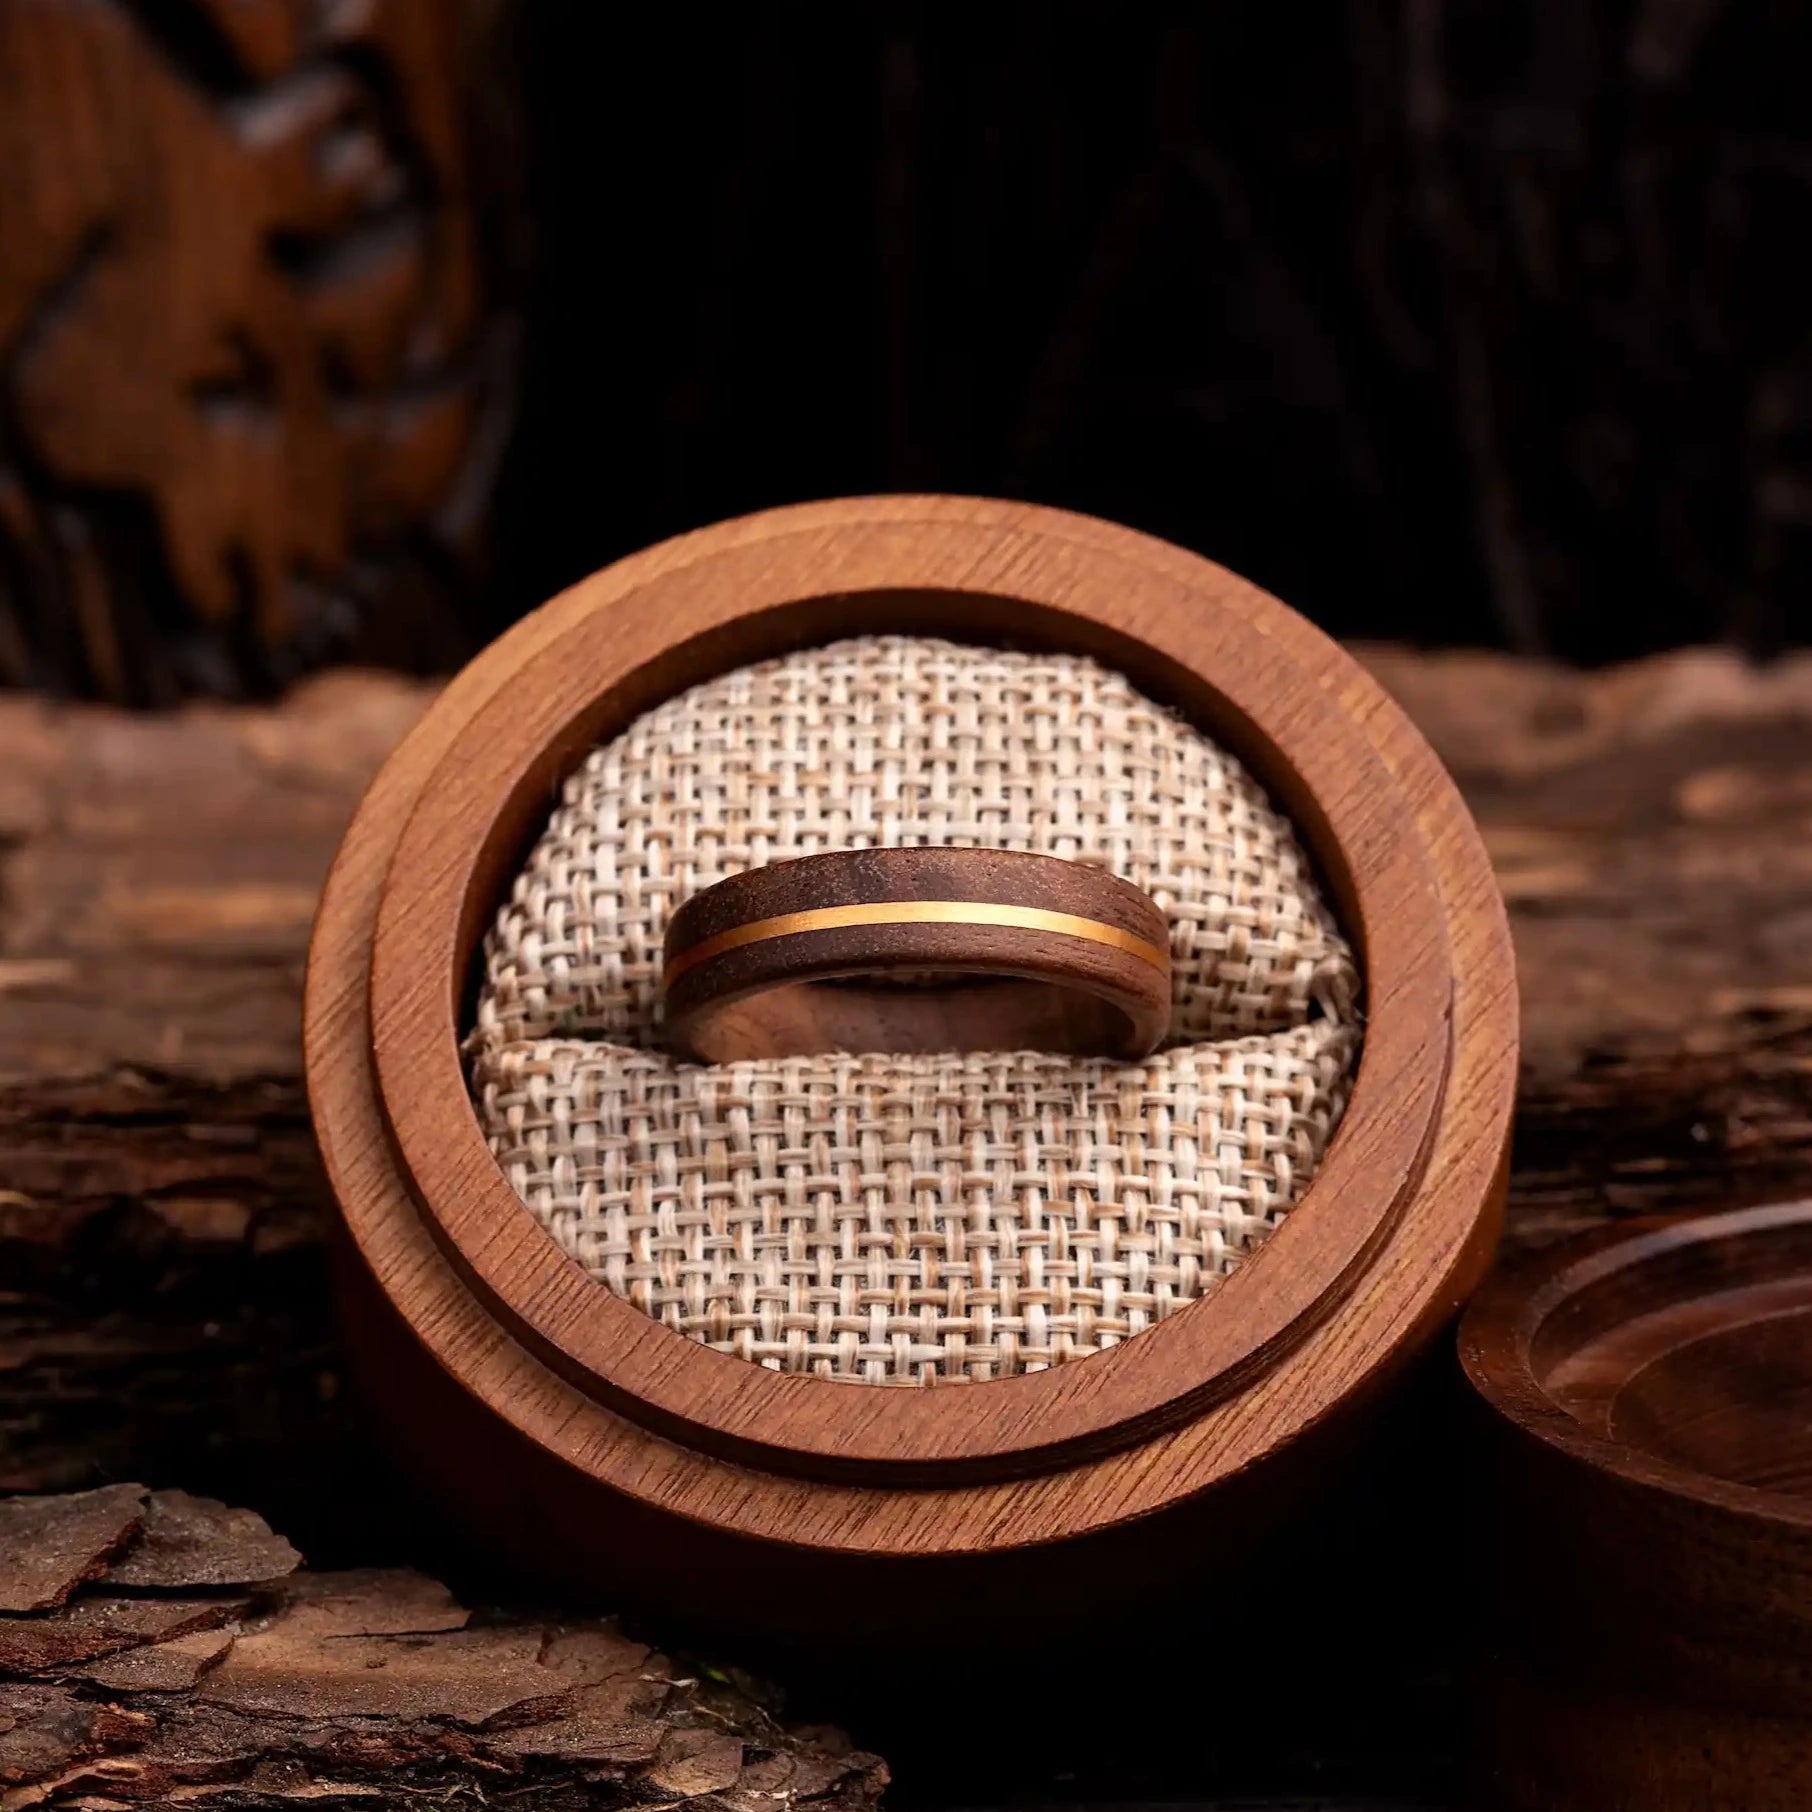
top-left (1460, 1199), bottom-right (1812, 1535)
top-left (305, 494), bottom-right (1518, 1558)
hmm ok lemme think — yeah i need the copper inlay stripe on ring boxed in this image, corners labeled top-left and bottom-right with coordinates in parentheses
top-left (662, 900), bottom-right (1170, 987)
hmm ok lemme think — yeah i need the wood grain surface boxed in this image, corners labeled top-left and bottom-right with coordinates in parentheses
top-left (5, 643), bottom-right (1812, 1804)
top-left (660, 847), bottom-right (1173, 1062)
top-left (0, 0), bottom-right (517, 701)
top-left (1462, 1202), bottom-right (1812, 1810)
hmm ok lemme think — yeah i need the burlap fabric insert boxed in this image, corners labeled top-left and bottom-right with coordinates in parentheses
top-left (469, 637), bottom-right (1362, 1384)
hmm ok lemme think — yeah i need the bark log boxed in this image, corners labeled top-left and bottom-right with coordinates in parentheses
top-left (0, 1483), bottom-right (887, 1811)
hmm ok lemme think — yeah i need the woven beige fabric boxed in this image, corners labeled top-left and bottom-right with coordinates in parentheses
top-left (469, 637), bottom-right (1362, 1384)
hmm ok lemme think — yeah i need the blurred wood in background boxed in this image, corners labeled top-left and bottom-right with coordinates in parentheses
top-left (6, 3), bottom-right (1812, 697)
top-left (0, 0), bottom-right (518, 702)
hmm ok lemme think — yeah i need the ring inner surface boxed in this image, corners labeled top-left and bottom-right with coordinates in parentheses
top-left (467, 636), bottom-right (1363, 1385)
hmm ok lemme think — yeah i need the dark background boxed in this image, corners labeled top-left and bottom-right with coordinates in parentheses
top-left (489, 2), bottom-right (1812, 666)
top-left (5, 0), bottom-right (1812, 697)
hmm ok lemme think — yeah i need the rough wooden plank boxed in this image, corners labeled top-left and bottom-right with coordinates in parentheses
top-left (1362, 645), bottom-right (1812, 1242)
top-left (0, 672), bottom-right (425, 1085)
top-left (0, 1506), bottom-right (888, 1811)
top-left (0, 676), bottom-right (423, 1541)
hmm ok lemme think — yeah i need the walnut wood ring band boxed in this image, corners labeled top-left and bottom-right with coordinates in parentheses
top-left (660, 848), bottom-right (1172, 1062)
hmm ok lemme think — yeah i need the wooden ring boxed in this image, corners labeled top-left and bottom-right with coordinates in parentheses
top-left (660, 848), bottom-right (1173, 1063)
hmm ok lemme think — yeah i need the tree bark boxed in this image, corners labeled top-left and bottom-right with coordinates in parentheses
top-left (0, 1483), bottom-right (887, 1810)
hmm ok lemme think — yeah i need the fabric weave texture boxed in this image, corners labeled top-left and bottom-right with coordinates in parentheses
top-left (469, 637), bottom-right (1361, 1384)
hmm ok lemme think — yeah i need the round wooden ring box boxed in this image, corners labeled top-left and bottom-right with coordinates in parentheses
top-left (1461, 1202), bottom-right (1812, 1812)
top-left (304, 495), bottom-right (1517, 1645)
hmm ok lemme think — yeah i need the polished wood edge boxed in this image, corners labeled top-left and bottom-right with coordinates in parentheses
top-left (1459, 1200), bottom-right (1812, 1533)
